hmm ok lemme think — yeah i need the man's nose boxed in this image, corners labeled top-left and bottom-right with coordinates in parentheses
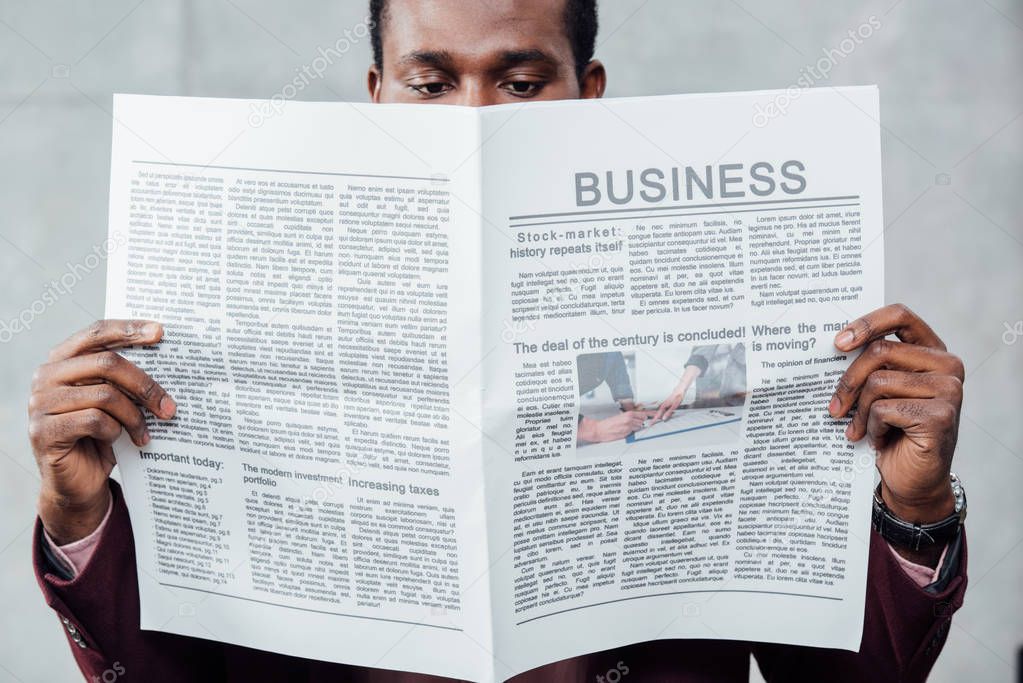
top-left (450, 80), bottom-right (501, 107)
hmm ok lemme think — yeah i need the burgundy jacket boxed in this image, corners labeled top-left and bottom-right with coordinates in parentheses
top-left (34, 482), bottom-right (966, 682)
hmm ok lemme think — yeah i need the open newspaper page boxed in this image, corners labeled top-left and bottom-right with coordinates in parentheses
top-left (477, 88), bottom-right (884, 678)
top-left (104, 90), bottom-right (885, 682)
top-left (104, 95), bottom-right (494, 681)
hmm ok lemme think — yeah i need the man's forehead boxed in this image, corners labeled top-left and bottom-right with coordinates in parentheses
top-left (383, 0), bottom-right (572, 60)
top-left (385, 0), bottom-right (566, 26)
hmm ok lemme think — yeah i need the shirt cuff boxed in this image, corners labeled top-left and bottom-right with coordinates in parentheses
top-left (42, 495), bottom-right (114, 578)
top-left (888, 541), bottom-right (949, 587)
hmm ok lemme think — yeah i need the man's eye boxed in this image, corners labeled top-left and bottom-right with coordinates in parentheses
top-left (502, 80), bottom-right (546, 97)
top-left (409, 82), bottom-right (452, 97)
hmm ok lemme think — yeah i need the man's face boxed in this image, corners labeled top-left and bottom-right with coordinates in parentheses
top-left (368, 0), bottom-right (605, 106)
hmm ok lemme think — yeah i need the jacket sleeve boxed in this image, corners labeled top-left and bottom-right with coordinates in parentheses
top-left (605, 351), bottom-right (635, 402)
top-left (33, 479), bottom-right (225, 681)
top-left (753, 527), bottom-right (967, 683)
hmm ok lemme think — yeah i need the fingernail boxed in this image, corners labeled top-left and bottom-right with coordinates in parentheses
top-left (835, 330), bottom-right (855, 348)
top-left (142, 322), bottom-right (161, 338)
top-left (141, 429), bottom-right (150, 445)
top-left (828, 396), bottom-right (840, 415)
top-left (845, 423), bottom-right (854, 439)
top-left (159, 395), bottom-right (176, 418)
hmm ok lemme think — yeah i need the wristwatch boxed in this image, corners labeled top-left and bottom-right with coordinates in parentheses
top-left (872, 473), bottom-right (966, 551)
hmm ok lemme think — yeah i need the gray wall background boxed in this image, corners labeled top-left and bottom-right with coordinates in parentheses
top-left (1, 1), bottom-right (1020, 681)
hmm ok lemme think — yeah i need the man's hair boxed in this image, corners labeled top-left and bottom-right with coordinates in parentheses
top-left (369, 0), bottom-right (598, 79)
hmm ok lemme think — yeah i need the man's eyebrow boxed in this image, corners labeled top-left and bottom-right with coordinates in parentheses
top-left (494, 49), bottom-right (560, 70)
top-left (397, 50), bottom-right (454, 68)
top-left (396, 48), bottom-right (560, 72)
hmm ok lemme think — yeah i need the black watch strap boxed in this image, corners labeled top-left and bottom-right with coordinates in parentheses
top-left (872, 478), bottom-right (966, 551)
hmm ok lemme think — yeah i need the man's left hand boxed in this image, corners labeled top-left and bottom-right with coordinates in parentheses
top-left (828, 304), bottom-right (964, 530)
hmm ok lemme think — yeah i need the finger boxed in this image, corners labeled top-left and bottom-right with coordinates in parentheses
top-left (653, 401), bottom-right (669, 422)
top-left (33, 409), bottom-right (123, 453)
top-left (847, 371), bottom-right (963, 441)
top-left (834, 304), bottom-right (945, 352)
top-left (863, 398), bottom-right (956, 451)
top-left (49, 319), bottom-right (163, 363)
top-left (663, 398), bottom-right (682, 422)
top-left (33, 385), bottom-right (151, 446)
top-left (627, 413), bottom-right (649, 428)
top-left (829, 339), bottom-right (964, 417)
top-left (97, 441), bottom-right (118, 472)
top-left (36, 352), bottom-right (176, 419)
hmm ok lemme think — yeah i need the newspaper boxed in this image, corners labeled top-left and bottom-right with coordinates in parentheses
top-left (105, 87), bottom-right (884, 682)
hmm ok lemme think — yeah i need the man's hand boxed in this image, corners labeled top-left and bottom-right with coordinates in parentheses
top-left (578, 410), bottom-right (653, 443)
top-left (828, 304), bottom-right (963, 554)
top-left (29, 320), bottom-right (176, 544)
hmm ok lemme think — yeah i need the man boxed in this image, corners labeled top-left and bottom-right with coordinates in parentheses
top-left (29, 1), bottom-right (967, 681)
top-left (576, 351), bottom-right (653, 443)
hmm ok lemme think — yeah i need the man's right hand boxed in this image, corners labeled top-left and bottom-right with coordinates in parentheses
top-left (578, 410), bottom-right (652, 443)
top-left (28, 320), bottom-right (175, 544)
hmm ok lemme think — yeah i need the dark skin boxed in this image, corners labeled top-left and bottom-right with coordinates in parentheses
top-left (829, 304), bottom-right (963, 565)
top-left (30, 1), bottom-right (961, 570)
top-left (368, 0), bottom-right (606, 105)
